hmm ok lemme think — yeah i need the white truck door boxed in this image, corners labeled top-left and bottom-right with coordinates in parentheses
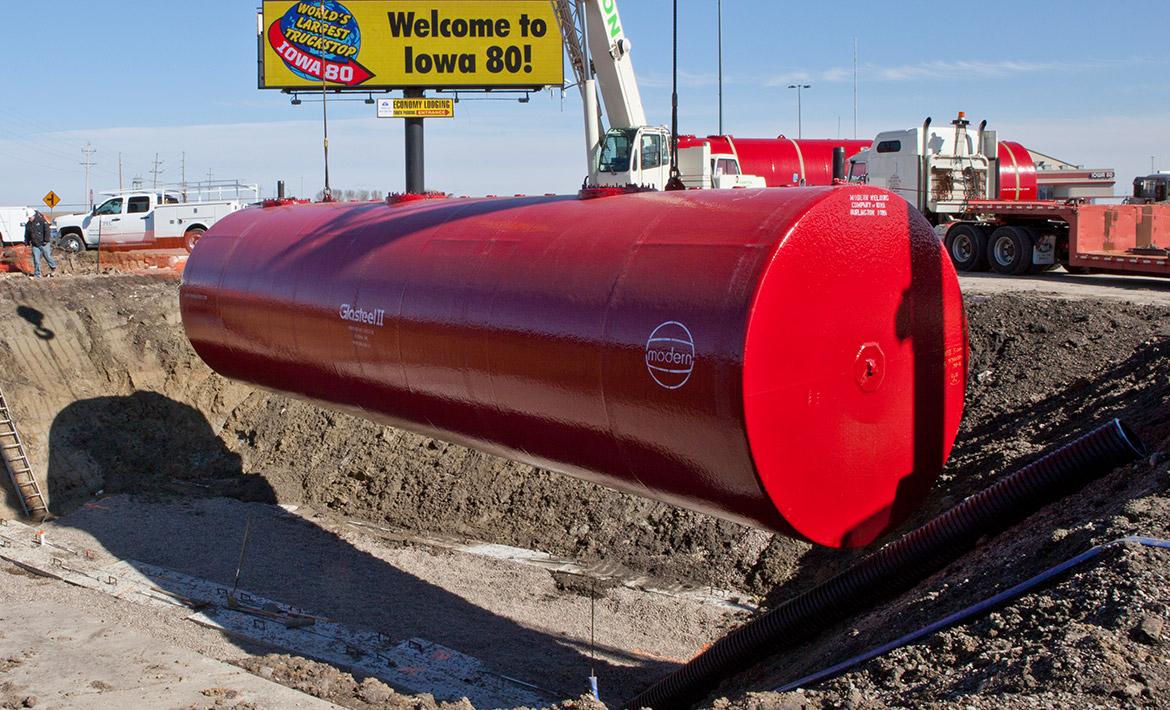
top-left (122, 195), bottom-right (152, 245)
top-left (638, 132), bottom-right (667, 190)
top-left (90, 197), bottom-right (125, 245)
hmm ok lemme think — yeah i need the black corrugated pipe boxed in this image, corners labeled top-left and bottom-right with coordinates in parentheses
top-left (623, 419), bottom-right (1145, 710)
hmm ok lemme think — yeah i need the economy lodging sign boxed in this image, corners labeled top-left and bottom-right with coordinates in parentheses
top-left (378, 97), bottom-right (455, 118)
top-left (259, 0), bottom-right (564, 90)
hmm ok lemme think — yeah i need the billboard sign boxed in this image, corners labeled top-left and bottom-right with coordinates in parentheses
top-left (260, 1), bottom-right (564, 90)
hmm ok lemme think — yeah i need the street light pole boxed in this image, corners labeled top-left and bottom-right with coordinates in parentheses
top-left (787, 83), bottom-right (811, 138)
top-left (717, 0), bottom-right (723, 135)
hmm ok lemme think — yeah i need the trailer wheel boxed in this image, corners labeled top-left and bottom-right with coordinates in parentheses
top-left (944, 224), bottom-right (989, 272)
top-left (988, 226), bottom-right (1033, 275)
top-left (183, 227), bottom-right (206, 253)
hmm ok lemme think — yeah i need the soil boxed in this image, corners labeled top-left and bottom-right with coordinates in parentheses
top-left (233, 655), bottom-right (606, 710)
top-left (1, 271), bottom-right (1168, 708)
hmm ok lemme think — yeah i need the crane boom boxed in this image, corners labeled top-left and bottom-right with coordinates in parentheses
top-left (552, 0), bottom-right (602, 177)
top-left (582, 0), bottom-right (646, 128)
top-left (552, 0), bottom-right (761, 190)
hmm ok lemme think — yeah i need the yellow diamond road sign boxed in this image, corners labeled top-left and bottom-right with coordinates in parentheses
top-left (42, 191), bottom-right (60, 209)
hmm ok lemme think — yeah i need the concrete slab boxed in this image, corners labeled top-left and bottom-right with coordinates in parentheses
top-left (0, 599), bottom-right (341, 710)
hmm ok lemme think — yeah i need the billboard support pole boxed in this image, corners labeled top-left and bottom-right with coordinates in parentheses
top-left (404, 88), bottom-right (425, 194)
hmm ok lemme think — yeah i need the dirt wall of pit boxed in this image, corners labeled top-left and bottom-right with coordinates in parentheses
top-left (0, 275), bottom-right (780, 593)
top-left (1, 274), bottom-right (1168, 601)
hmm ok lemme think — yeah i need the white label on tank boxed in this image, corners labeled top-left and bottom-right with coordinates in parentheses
top-left (849, 194), bottom-right (889, 218)
top-left (645, 321), bottom-right (695, 390)
top-left (339, 304), bottom-right (386, 327)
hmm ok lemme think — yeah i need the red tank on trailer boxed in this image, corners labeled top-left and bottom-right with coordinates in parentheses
top-left (679, 135), bottom-right (874, 187)
top-left (683, 134), bottom-right (1039, 202)
top-left (997, 140), bottom-right (1039, 201)
top-left (181, 187), bottom-right (967, 548)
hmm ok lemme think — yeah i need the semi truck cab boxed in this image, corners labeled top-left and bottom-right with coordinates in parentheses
top-left (849, 114), bottom-right (998, 220)
top-left (1129, 173), bottom-right (1170, 204)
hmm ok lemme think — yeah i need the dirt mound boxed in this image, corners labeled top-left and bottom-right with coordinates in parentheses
top-left (234, 655), bottom-right (475, 710)
top-left (700, 295), bottom-right (1170, 707)
top-left (233, 655), bottom-right (606, 710)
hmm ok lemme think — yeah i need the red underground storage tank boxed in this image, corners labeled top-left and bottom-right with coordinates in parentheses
top-left (181, 186), bottom-right (967, 548)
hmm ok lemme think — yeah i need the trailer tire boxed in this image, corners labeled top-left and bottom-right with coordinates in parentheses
top-left (59, 233), bottom-right (85, 254)
top-left (988, 226), bottom-right (1033, 275)
top-left (183, 226), bottom-right (206, 253)
top-left (944, 224), bottom-right (989, 272)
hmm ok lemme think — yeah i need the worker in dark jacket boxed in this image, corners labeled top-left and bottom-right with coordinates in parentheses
top-left (23, 210), bottom-right (57, 278)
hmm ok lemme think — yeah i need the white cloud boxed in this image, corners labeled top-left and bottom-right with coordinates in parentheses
top-left (765, 57), bottom-right (1159, 85)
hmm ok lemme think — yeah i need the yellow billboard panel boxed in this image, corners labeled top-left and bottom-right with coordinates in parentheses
top-left (260, 1), bottom-right (564, 90)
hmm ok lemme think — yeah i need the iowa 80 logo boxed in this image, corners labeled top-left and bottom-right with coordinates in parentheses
top-left (268, 1), bottom-right (374, 86)
top-left (645, 321), bottom-right (695, 390)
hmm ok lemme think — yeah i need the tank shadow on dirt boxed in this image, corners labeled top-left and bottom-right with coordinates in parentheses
top-left (46, 391), bottom-right (269, 512)
top-left (44, 391), bottom-right (668, 705)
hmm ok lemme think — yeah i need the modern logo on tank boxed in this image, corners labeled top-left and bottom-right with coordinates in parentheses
top-left (339, 304), bottom-right (385, 327)
top-left (645, 321), bottom-right (695, 390)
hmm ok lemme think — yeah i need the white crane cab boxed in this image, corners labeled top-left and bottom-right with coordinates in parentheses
top-left (594, 126), bottom-right (673, 188)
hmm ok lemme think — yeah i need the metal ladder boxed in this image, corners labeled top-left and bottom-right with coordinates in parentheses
top-left (0, 387), bottom-right (48, 521)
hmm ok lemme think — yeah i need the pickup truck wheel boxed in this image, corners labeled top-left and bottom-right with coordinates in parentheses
top-left (944, 224), bottom-right (989, 272)
top-left (59, 233), bottom-right (85, 253)
top-left (988, 226), bottom-right (1034, 275)
top-left (183, 227), bottom-right (206, 253)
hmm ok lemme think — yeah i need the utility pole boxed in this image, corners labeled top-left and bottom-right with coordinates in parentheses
top-left (181, 151), bottom-right (188, 200)
top-left (853, 37), bottom-right (859, 139)
top-left (787, 84), bottom-right (811, 139)
top-left (319, 0), bottom-right (334, 199)
top-left (118, 152), bottom-right (124, 193)
top-left (80, 143), bottom-right (97, 209)
top-left (150, 153), bottom-right (165, 188)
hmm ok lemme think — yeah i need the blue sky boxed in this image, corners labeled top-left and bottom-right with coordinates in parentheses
top-left (3, 1), bottom-right (1168, 209)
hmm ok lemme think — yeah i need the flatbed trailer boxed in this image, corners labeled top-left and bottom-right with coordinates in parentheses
top-left (945, 199), bottom-right (1170, 277)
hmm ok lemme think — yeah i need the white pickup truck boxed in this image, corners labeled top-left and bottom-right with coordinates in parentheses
top-left (0, 206), bottom-right (35, 245)
top-left (53, 191), bottom-right (246, 253)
